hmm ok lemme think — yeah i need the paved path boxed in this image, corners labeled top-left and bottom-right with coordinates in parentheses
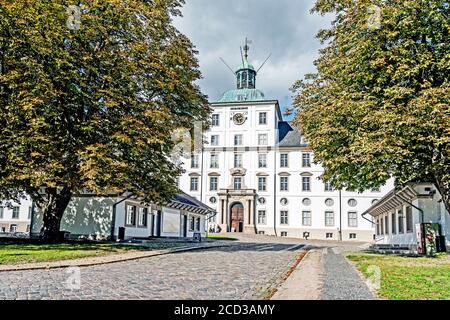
top-left (321, 247), bottom-right (375, 300)
top-left (0, 241), bottom-right (304, 300)
top-left (272, 244), bottom-right (376, 300)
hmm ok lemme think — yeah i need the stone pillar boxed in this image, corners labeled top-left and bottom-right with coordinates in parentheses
top-left (225, 196), bottom-right (229, 231)
top-left (250, 199), bottom-right (254, 226)
top-left (247, 199), bottom-right (251, 225)
top-left (220, 199), bottom-right (224, 225)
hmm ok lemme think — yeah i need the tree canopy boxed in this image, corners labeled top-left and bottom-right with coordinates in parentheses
top-left (293, 0), bottom-right (450, 212)
top-left (0, 0), bottom-right (209, 240)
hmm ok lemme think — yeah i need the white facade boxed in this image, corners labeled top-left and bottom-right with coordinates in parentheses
top-left (0, 192), bottom-right (210, 240)
top-left (178, 99), bottom-right (394, 242)
top-left (0, 198), bottom-right (33, 234)
top-left (366, 183), bottom-right (450, 250)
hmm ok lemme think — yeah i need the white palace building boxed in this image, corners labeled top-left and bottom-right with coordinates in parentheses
top-left (178, 44), bottom-right (394, 242)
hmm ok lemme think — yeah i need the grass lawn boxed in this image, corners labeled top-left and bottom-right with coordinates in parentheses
top-left (207, 236), bottom-right (238, 241)
top-left (347, 252), bottom-right (450, 300)
top-left (0, 241), bottom-right (148, 265)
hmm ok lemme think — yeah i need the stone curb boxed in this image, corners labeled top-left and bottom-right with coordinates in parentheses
top-left (0, 243), bottom-right (233, 273)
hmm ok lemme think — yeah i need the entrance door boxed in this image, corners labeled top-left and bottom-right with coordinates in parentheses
top-left (230, 203), bottom-right (244, 233)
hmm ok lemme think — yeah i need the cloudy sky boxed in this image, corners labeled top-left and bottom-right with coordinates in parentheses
top-left (173, 0), bottom-right (333, 118)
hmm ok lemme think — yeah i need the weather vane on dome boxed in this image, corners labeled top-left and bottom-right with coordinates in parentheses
top-left (243, 37), bottom-right (252, 60)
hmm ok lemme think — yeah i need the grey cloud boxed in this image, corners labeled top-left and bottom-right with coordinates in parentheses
top-left (173, 0), bottom-right (332, 118)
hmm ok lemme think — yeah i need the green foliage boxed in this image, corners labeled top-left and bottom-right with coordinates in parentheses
top-left (0, 0), bottom-right (209, 237)
top-left (293, 0), bottom-right (450, 211)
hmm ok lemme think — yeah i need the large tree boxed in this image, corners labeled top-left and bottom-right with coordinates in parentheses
top-left (293, 0), bottom-right (449, 212)
top-left (0, 0), bottom-right (209, 241)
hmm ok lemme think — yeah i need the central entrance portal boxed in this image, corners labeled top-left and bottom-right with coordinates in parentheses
top-left (230, 203), bottom-right (244, 233)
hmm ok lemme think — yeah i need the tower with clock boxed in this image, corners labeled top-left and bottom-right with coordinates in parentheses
top-left (178, 40), bottom-right (393, 241)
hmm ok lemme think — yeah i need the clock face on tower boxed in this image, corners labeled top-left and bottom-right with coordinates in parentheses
top-left (233, 113), bottom-right (246, 125)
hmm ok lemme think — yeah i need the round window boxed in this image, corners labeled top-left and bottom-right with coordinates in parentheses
top-left (258, 197), bottom-right (266, 205)
top-left (325, 198), bottom-right (334, 207)
top-left (348, 199), bottom-right (357, 207)
top-left (209, 197), bottom-right (217, 204)
top-left (302, 198), bottom-right (311, 206)
top-left (280, 198), bottom-right (288, 206)
top-left (372, 199), bottom-right (378, 205)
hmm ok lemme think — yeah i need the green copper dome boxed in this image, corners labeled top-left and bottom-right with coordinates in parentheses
top-left (237, 60), bottom-right (255, 71)
top-left (219, 88), bottom-right (265, 103)
top-left (218, 39), bottom-right (267, 103)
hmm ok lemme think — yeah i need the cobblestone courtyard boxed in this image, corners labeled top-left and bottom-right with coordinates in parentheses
top-left (0, 240), bottom-right (304, 300)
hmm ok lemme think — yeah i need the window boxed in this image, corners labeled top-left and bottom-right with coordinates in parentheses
top-left (349, 233), bottom-right (357, 239)
top-left (406, 206), bottom-right (413, 233)
top-left (380, 217), bottom-right (384, 235)
top-left (258, 210), bottom-right (267, 225)
top-left (325, 198), bottom-right (334, 207)
top-left (190, 177), bottom-right (199, 191)
top-left (10, 224), bottom-right (17, 233)
top-left (302, 198), bottom-right (311, 206)
top-left (258, 177), bottom-right (267, 192)
top-left (233, 177), bottom-right (242, 190)
top-left (191, 154), bottom-right (199, 169)
top-left (210, 154), bottom-right (219, 169)
top-left (234, 134), bottom-right (243, 146)
top-left (258, 197), bottom-right (266, 205)
top-left (325, 211), bottom-right (335, 226)
top-left (391, 212), bottom-right (397, 234)
top-left (348, 212), bottom-right (358, 227)
top-left (348, 199), bottom-right (357, 207)
top-left (281, 231), bottom-right (288, 237)
top-left (376, 219), bottom-right (380, 235)
top-left (302, 153), bottom-right (311, 167)
top-left (258, 154), bottom-right (267, 168)
top-left (280, 211), bottom-right (289, 225)
top-left (326, 233), bottom-right (333, 239)
top-left (258, 231), bottom-right (265, 235)
top-left (234, 153), bottom-right (243, 168)
top-left (258, 134), bottom-right (268, 146)
top-left (398, 209), bottom-right (404, 234)
top-left (324, 181), bottom-right (333, 192)
top-left (126, 205), bottom-right (136, 226)
top-left (385, 215), bottom-right (389, 235)
top-left (209, 197), bottom-right (217, 204)
top-left (280, 177), bottom-right (289, 191)
top-left (0, 207), bottom-right (3, 219)
top-left (280, 198), bottom-right (288, 206)
top-left (302, 177), bottom-right (311, 192)
top-left (211, 135), bottom-right (219, 146)
top-left (259, 112), bottom-right (267, 125)
top-left (210, 177), bottom-right (218, 191)
top-left (12, 207), bottom-right (19, 219)
top-left (138, 208), bottom-right (148, 227)
top-left (280, 154), bottom-right (289, 168)
top-left (372, 199), bottom-right (379, 205)
top-left (196, 217), bottom-right (201, 231)
top-left (28, 207), bottom-right (32, 219)
top-left (302, 211), bottom-right (311, 226)
top-left (211, 114), bottom-right (220, 126)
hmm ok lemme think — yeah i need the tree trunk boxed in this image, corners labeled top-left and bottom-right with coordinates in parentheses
top-left (39, 186), bottom-right (73, 242)
top-left (434, 179), bottom-right (450, 216)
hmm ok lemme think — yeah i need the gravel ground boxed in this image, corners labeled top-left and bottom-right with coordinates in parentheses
top-left (0, 242), bottom-right (302, 300)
